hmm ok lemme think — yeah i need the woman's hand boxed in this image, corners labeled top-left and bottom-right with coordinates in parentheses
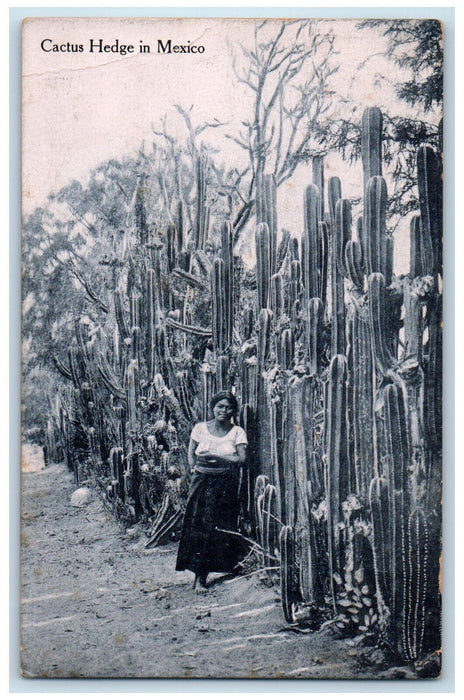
top-left (196, 453), bottom-right (234, 469)
top-left (196, 453), bottom-right (220, 466)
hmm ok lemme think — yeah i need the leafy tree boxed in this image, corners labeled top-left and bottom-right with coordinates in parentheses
top-left (21, 159), bottom-right (139, 436)
top-left (361, 19), bottom-right (443, 113)
top-left (316, 20), bottom-right (443, 228)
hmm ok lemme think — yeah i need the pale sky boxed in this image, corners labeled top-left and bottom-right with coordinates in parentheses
top-left (22, 17), bottom-right (440, 274)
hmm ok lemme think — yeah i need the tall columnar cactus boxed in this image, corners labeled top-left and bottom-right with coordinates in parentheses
top-left (345, 240), bottom-right (364, 290)
top-left (369, 476), bottom-right (392, 624)
top-left (240, 340), bottom-right (258, 410)
top-left (216, 355), bottom-right (229, 391)
top-left (135, 180), bottom-right (148, 245)
top-left (220, 221), bottom-right (234, 349)
top-left (306, 298), bottom-right (323, 376)
top-left (211, 258), bottom-right (226, 354)
top-left (269, 273), bottom-right (283, 320)
top-left (110, 446), bottom-right (124, 499)
top-left (257, 308), bottom-right (273, 370)
top-left (416, 145), bottom-right (442, 452)
top-left (256, 173), bottom-right (278, 275)
top-left (277, 328), bottom-right (293, 370)
top-left (256, 309), bottom-right (273, 477)
top-left (239, 403), bottom-right (256, 515)
top-left (364, 176), bottom-right (388, 283)
top-left (368, 272), bottom-right (396, 377)
top-left (269, 393), bottom-right (284, 521)
top-left (147, 269), bottom-right (156, 378)
top-left (417, 145), bottom-right (442, 276)
top-left (243, 307), bottom-right (254, 341)
top-left (289, 236), bottom-right (299, 262)
top-left (296, 522), bottom-right (315, 604)
top-left (319, 221), bottom-right (329, 310)
top-left (328, 177), bottom-right (342, 229)
top-left (383, 383), bottom-right (409, 633)
top-left (302, 184), bottom-right (320, 301)
top-left (331, 208), bottom-right (345, 357)
top-left (126, 359), bottom-right (139, 433)
top-left (194, 154), bottom-right (209, 249)
top-left (262, 483), bottom-right (278, 571)
top-left (361, 106), bottom-right (383, 189)
top-left (130, 291), bottom-right (141, 331)
top-left (335, 199), bottom-right (352, 276)
top-left (280, 524), bottom-right (297, 623)
top-left (353, 312), bottom-right (374, 486)
top-left (289, 260), bottom-right (302, 314)
top-left (254, 474), bottom-right (269, 547)
top-left (286, 374), bottom-right (315, 526)
top-left (312, 156), bottom-right (325, 221)
top-left (326, 355), bottom-right (350, 608)
top-left (404, 508), bottom-right (428, 662)
top-left (175, 199), bottom-right (184, 257)
top-left (200, 362), bottom-right (215, 422)
top-left (166, 224), bottom-right (177, 273)
top-left (114, 288), bottom-right (131, 341)
top-left (410, 215), bottom-right (423, 278)
top-left (402, 278), bottom-right (425, 364)
top-left (131, 326), bottom-right (141, 365)
top-left (255, 223), bottom-right (271, 309)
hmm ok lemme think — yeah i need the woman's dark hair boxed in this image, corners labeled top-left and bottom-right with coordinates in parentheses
top-left (210, 391), bottom-right (239, 415)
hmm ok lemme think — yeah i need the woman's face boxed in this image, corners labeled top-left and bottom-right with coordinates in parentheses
top-left (213, 399), bottom-right (234, 422)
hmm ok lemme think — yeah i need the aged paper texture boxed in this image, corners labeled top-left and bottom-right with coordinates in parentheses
top-left (21, 17), bottom-right (442, 679)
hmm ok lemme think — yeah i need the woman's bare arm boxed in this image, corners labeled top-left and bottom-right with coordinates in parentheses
top-left (188, 438), bottom-right (198, 470)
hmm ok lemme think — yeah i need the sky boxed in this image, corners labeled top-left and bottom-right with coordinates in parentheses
top-left (22, 16), bottom-right (441, 274)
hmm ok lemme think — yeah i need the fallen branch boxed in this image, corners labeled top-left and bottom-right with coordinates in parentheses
top-left (165, 318), bottom-right (212, 336)
top-left (172, 268), bottom-right (207, 290)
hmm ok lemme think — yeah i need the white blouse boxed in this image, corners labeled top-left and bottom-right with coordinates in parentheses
top-left (191, 422), bottom-right (248, 457)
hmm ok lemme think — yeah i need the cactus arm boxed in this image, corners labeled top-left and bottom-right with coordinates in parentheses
top-left (368, 272), bottom-right (396, 377)
top-left (335, 199), bottom-right (352, 277)
top-left (365, 176), bottom-right (388, 280)
top-left (361, 106), bottom-right (383, 189)
top-left (328, 177), bottom-right (342, 230)
top-left (345, 240), bottom-right (364, 289)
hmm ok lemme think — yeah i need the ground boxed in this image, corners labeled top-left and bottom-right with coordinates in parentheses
top-left (20, 444), bottom-right (417, 680)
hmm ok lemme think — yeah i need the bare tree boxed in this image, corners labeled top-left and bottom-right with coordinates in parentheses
top-left (228, 20), bottom-right (338, 234)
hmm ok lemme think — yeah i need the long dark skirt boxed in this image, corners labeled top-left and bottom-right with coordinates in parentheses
top-left (175, 469), bottom-right (243, 575)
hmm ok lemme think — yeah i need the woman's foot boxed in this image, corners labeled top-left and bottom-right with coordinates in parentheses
top-left (194, 574), bottom-right (208, 594)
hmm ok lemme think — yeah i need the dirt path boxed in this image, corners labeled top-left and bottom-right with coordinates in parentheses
top-left (20, 452), bottom-right (411, 679)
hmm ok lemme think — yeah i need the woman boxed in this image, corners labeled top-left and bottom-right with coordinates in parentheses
top-left (175, 391), bottom-right (248, 594)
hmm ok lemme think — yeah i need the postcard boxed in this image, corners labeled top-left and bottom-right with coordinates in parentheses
top-left (21, 16), bottom-right (443, 679)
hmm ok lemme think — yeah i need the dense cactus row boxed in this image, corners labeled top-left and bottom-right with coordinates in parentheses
top-left (247, 107), bottom-right (441, 666)
top-left (46, 107), bottom-right (441, 669)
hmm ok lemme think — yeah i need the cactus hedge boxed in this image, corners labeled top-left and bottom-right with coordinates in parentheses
top-left (46, 106), bottom-right (441, 668)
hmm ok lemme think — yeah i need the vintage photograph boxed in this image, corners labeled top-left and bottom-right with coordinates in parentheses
top-left (21, 17), bottom-right (442, 679)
